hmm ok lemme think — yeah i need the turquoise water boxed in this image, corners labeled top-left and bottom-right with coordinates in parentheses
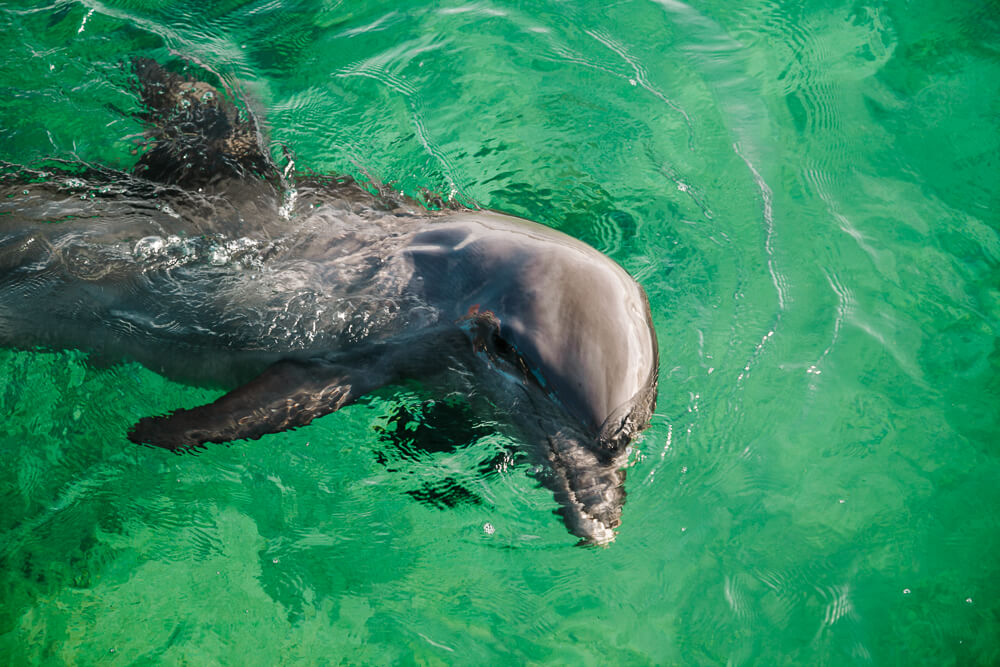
top-left (1, 0), bottom-right (998, 663)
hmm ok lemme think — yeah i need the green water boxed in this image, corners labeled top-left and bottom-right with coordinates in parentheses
top-left (1, 0), bottom-right (998, 663)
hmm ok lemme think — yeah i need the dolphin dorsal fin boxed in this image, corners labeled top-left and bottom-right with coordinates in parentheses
top-left (130, 58), bottom-right (280, 191)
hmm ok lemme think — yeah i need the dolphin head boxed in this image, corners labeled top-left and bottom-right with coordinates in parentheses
top-left (521, 272), bottom-right (658, 545)
top-left (406, 212), bottom-right (660, 544)
top-left (473, 236), bottom-right (660, 545)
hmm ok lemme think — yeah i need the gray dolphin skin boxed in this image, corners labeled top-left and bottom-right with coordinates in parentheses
top-left (0, 59), bottom-right (658, 545)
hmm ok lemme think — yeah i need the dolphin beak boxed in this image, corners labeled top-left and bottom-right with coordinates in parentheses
top-left (545, 430), bottom-right (627, 546)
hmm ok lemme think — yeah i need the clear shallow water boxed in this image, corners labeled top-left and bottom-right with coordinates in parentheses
top-left (1, 0), bottom-right (998, 663)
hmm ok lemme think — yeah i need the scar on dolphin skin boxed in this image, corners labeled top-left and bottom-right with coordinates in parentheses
top-left (0, 57), bottom-right (659, 545)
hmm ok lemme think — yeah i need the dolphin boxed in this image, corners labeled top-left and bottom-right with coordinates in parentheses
top-left (0, 59), bottom-right (658, 544)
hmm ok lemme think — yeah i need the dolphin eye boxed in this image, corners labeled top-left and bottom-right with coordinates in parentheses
top-left (491, 332), bottom-right (513, 356)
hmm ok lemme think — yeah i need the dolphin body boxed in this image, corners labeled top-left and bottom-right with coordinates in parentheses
top-left (0, 60), bottom-right (658, 544)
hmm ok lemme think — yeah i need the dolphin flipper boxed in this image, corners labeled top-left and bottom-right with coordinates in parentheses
top-left (128, 358), bottom-right (379, 451)
top-left (129, 327), bottom-right (470, 451)
top-left (130, 58), bottom-right (279, 189)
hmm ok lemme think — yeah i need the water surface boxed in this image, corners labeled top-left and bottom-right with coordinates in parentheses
top-left (1, 0), bottom-right (998, 664)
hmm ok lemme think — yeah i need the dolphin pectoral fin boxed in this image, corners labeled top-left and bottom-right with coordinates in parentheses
top-left (128, 358), bottom-right (380, 451)
top-left (129, 326), bottom-right (469, 452)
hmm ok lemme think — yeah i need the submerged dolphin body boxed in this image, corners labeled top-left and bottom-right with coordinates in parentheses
top-left (0, 60), bottom-right (658, 544)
